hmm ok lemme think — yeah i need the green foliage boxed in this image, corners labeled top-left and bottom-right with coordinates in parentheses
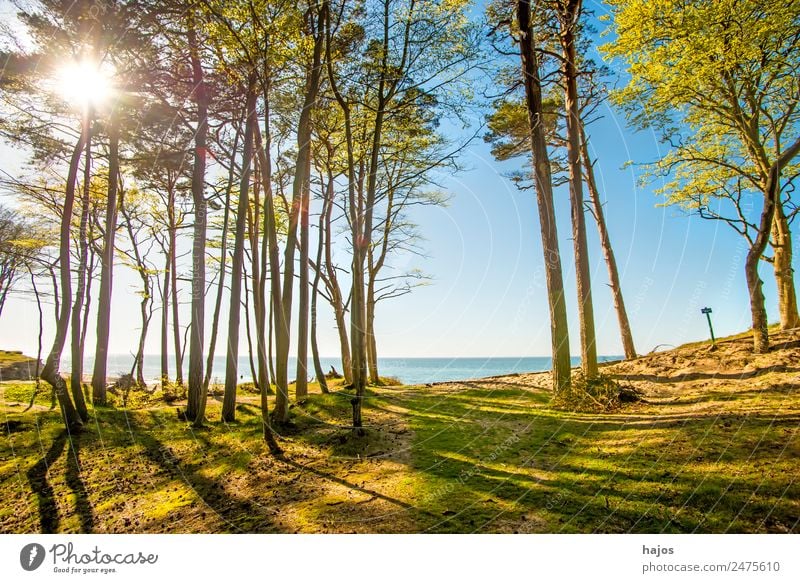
top-left (602, 0), bottom-right (800, 215)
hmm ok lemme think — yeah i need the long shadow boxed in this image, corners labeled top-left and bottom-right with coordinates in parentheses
top-left (65, 432), bottom-right (94, 533)
top-left (279, 457), bottom-right (437, 518)
top-left (26, 430), bottom-right (68, 533)
top-left (128, 412), bottom-right (284, 533)
top-left (613, 365), bottom-right (800, 383)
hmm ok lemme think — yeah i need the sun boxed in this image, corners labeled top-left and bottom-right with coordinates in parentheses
top-left (55, 60), bottom-right (115, 108)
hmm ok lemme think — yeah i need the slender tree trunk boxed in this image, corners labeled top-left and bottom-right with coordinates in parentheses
top-left (746, 136), bottom-right (800, 351)
top-left (69, 117), bottom-right (92, 422)
top-left (559, 0), bottom-right (597, 378)
top-left (169, 195), bottom-right (183, 386)
top-left (517, 0), bottom-right (571, 393)
top-left (79, 241), bottom-right (95, 380)
top-left (132, 296), bottom-right (151, 387)
top-left (366, 277), bottom-right (379, 385)
top-left (187, 13), bottom-right (209, 425)
top-left (30, 273), bottom-right (43, 389)
top-left (120, 200), bottom-right (151, 388)
top-left (295, 152), bottom-right (311, 398)
top-left (244, 268), bottom-right (259, 391)
top-left (747, 174), bottom-right (777, 353)
top-left (91, 119), bottom-right (119, 405)
top-left (277, 16), bottom-right (324, 419)
top-left (160, 248), bottom-right (170, 387)
top-left (771, 203), bottom-right (800, 329)
top-left (312, 179), bottom-right (330, 394)
top-left (250, 155), bottom-right (270, 396)
top-left (324, 195), bottom-right (352, 384)
top-left (267, 296), bottom-right (276, 385)
top-left (222, 79), bottom-right (256, 422)
top-left (41, 117), bottom-right (88, 431)
top-left (581, 126), bottom-right (637, 359)
top-left (204, 121), bottom-right (242, 392)
top-left (253, 103), bottom-right (281, 451)
top-left (257, 154), bottom-right (271, 393)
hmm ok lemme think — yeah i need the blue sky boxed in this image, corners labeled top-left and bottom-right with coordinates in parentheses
top-left (0, 2), bottom-right (786, 361)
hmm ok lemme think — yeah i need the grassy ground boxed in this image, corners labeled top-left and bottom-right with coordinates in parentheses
top-left (1, 330), bottom-right (799, 533)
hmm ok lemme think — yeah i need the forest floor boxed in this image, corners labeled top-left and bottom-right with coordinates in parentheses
top-left (1, 328), bottom-right (799, 533)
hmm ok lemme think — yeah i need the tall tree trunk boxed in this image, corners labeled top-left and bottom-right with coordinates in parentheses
top-left (748, 171), bottom-right (778, 353)
top-left (169, 193), bottom-right (183, 387)
top-left (222, 79), bottom-right (256, 423)
top-left (295, 152), bottom-right (311, 398)
top-left (160, 247), bottom-right (170, 387)
top-left (312, 178), bottom-right (330, 394)
top-left (517, 0), bottom-right (571, 393)
top-left (366, 277), bottom-right (379, 385)
top-left (559, 0), bottom-right (597, 378)
top-left (746, 138), bottom-right (800, 352)
top-left (250, 153), bottom-right (270, 396)
top-left (324, 200), bottom-right (351, 385)
top-left (91, 118), bottom-right (120, 405)
top-left (580, 126), bottom-right (636, 359)
top-left (253, 104), bottom-right (281, 451)
top-left (70, 119), bottom-right (92, 422)
top-left (187, 13), bottom-right (209, 426)
top-left (120, 200), bottom-right (151, 388)
top-left (244, 267), bottom-right (259, 391)
top-left (79, 239), bottom-right (95, 379)
top-left (771, 203), bottom-right (800, 329)
top-left (277, 13), bottom-right (325, 419)
top-left (204, 120), bottom-right (242, 392)
top-left (267, 296), bottom-right (276, 385)
top-left (41, 117), bottom-right (88, 431)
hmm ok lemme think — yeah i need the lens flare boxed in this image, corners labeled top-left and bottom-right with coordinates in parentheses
top-left (55, 60), bottom-right (115, 107)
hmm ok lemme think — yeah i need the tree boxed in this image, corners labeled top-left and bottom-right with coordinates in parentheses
top-left (90, 117), bottom-right (120, 405)
top-left (186, 6), bottom-right (211, 425)
top-left (492, 0), bottom-right (572, 393)
top-left (555, 0), bottom-right (597, 377)
top-left (326, 0), bottom-right (480, 431)
top-left (0, 206), bottom-right (33, 319)
top-left (222, 77), bottom-right (256, 422)
top-left (603, 0), bottom-right (800, 351)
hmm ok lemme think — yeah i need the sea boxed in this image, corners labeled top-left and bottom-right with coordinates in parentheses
top-left (59, 354), bottom-right (623, 386)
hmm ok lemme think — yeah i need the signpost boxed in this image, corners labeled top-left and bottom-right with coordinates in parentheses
top-left (701, 307), bottom-right (715, 345)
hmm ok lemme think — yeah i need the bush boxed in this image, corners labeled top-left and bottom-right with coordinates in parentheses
top-left (552, 372), bottom-right (641, 412)
top-left (161, 381), bottom-right (186, 403)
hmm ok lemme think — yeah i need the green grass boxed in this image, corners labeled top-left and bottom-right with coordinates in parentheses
top-left (1, 369), bottom-right (798, 533)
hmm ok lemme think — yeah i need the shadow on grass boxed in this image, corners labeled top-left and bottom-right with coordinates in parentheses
top-left (26, 430), bottom-right (67, 533)
top-left (402, 387), bottom-right (800, 533)
top-left (65, 432), bottom-right (94, 533)
top-left (125, 411), bottom-right (286, 533)
top-left (26, 429), bottom-right (94, 533)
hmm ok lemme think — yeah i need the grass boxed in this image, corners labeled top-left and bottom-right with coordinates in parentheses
top-left (1, 345), bottom-right (798, 533)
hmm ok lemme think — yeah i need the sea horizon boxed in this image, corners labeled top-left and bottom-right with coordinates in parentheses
top-left (49, 353), bottom-right (625, 386)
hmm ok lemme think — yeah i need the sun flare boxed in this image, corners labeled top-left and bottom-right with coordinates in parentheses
top-left (55, 60), bottom-right (115, 107)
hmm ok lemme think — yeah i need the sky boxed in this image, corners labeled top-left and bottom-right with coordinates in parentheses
top-left (0, 2), bottom-right (789, 362)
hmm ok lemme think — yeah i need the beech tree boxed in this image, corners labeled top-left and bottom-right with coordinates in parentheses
top-left (603, 0), bottom-right (800, 352)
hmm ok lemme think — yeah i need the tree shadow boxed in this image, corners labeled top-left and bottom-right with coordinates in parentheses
top-left (25, 430), bottom-right (67, 533)
top-left (65, 432), bottom-right (94, 533)
top-left (279, 457), bottom-right (435, 518)
top-left (128, 412), bottom-right (286, 533)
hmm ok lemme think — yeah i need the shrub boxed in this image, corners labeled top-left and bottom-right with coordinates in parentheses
top-left (552, 372), bottom-right (641, 412)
